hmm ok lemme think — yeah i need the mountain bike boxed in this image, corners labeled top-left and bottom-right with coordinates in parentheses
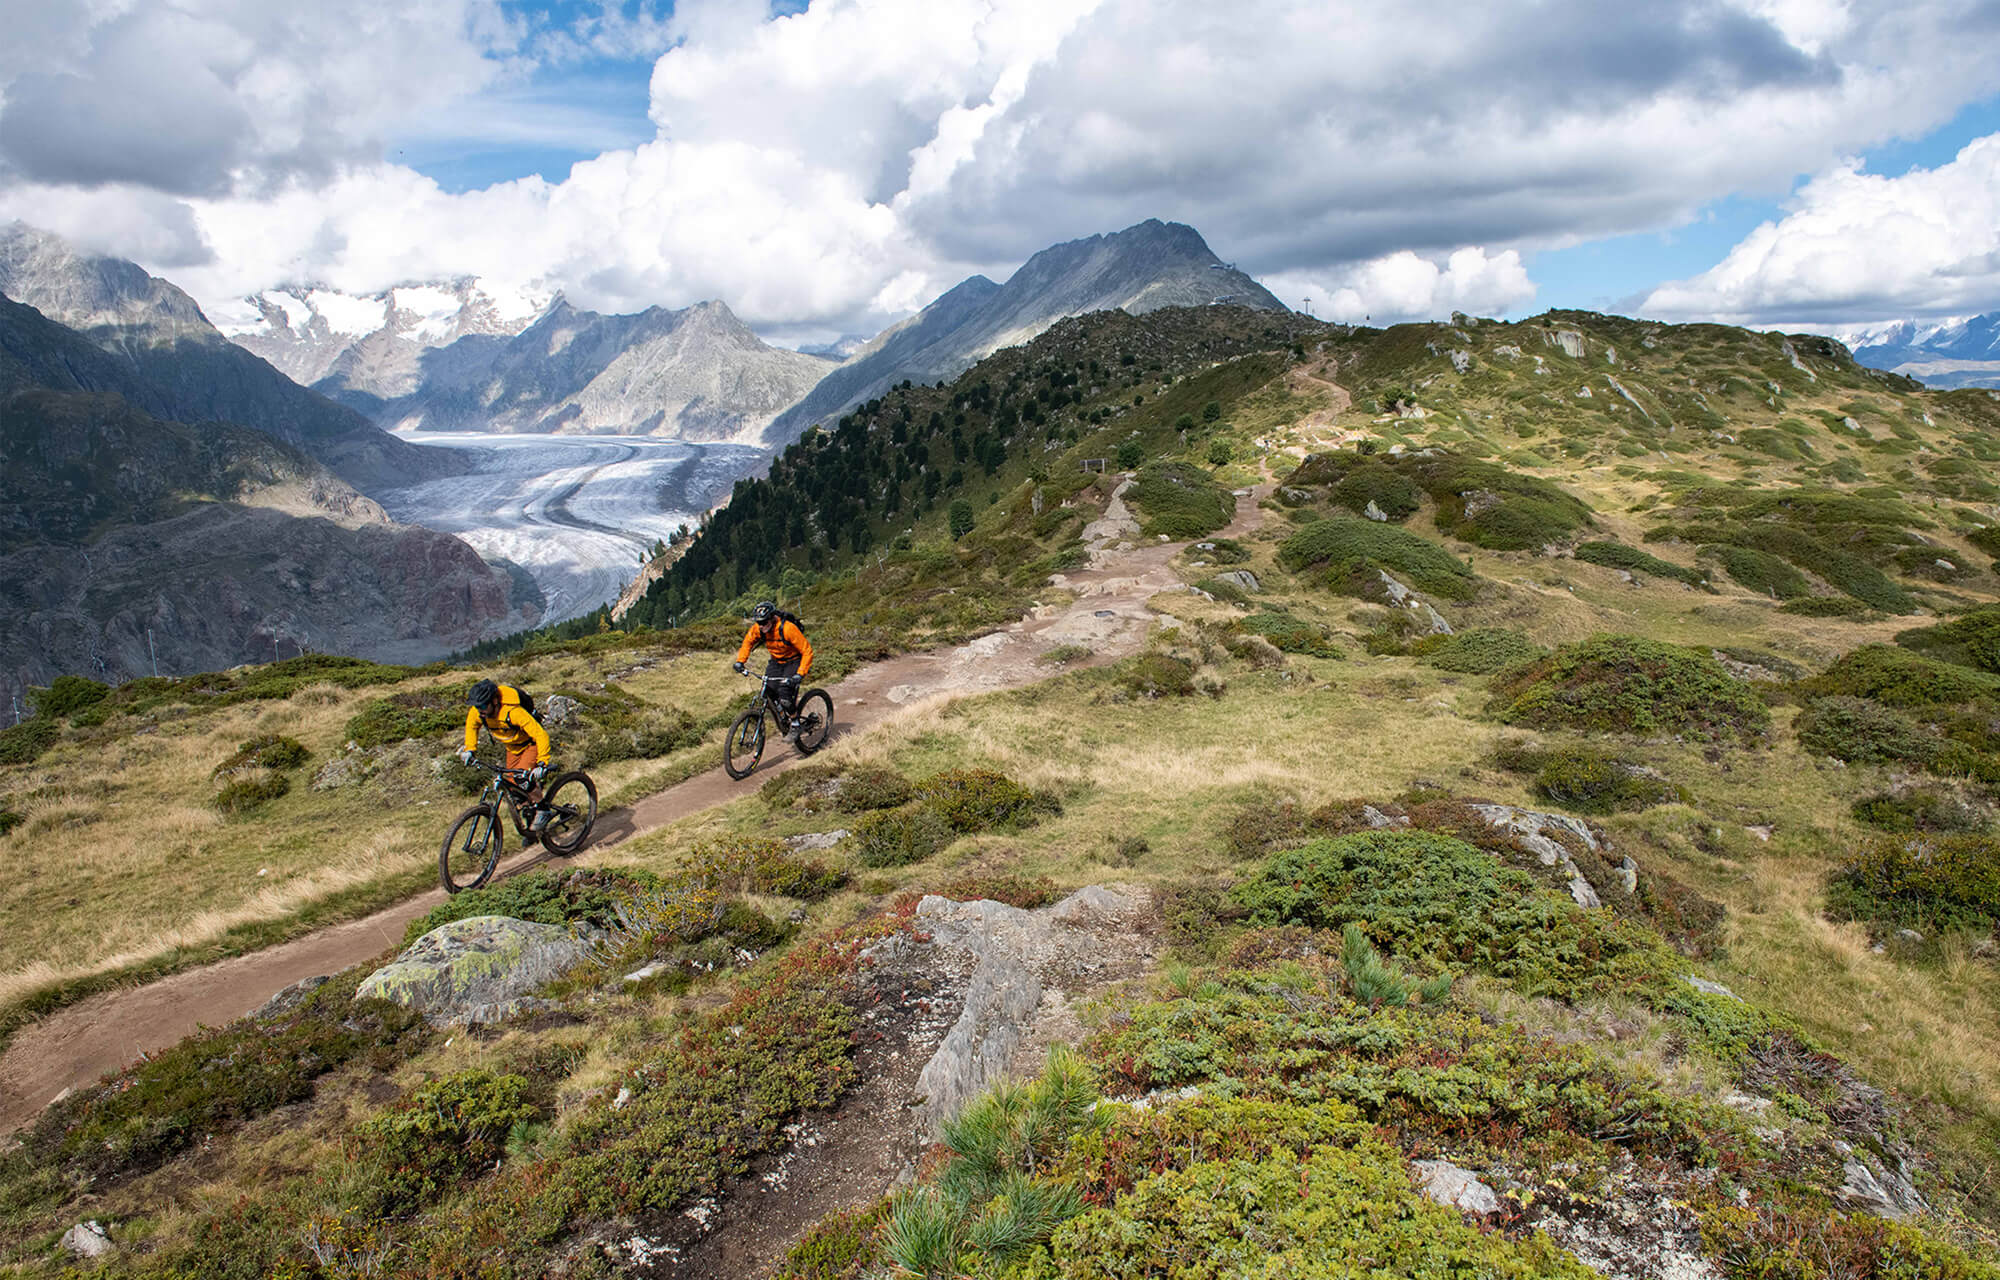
top-left (723, 670), bottom-right (832, 779)
top-left (439, 758), bottom-right (598, 893)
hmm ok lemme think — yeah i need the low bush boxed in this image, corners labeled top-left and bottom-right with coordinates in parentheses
top-left (1492, 743), bottom-right (1681, 814)
top-left (1488, 634), bottom-right (1770, 740)
top-left (1116, 650), bottom-right (1199, 697)
top-left (917, 767), bottom-right (1058, 832)
top-left (1778, 595), bottom-right (1873, 617)
top-left (0, 717), bottom-right (58, 765)
top-left (1851, 789), bottom-right (1989, 834)
top-left (1574, 540), bottom-right (1709, 588)
top-left (1192, 536), bottom-right (1250, 564)
top-left (345, 689), bottom-right (465, 748)
top-left (1328, 460), bottom-right (1422, 521)
top-left (1194, 575), bottom-right (1252, 604)
top-left (1708, 544), bottom-right (1814, 599)
top-left (687, 835), bottom-right (846, 900)
top-left (1412, 627), bottom-right (1544, 674)
top-left (0, 970), bottom-right (426, 1201)
top-left (0, 807), bottom-right (19, 837)
top-left (403, 866), bottom-right (662, 945)
top-left (1795, 696), bottom-right (1938, 766)
top-left (356, 1069), bottom-right (538, 1217)
top-left (211, 772), bottom-right (290, 813)
top-left (1279, 518), bottom-right (1478, 601)
top-left (850, 804), bottom-right (955, 867)
top-left (1795, 644), bottom-right (2000, 709)
top-left (29, 675), bottom-right (109, 720)
top-left (924, 873), bottom-right (1063, 909)
top-left (212, 732), bottom-right (310, 775)
top-left (1825, 833), bottom-right (2000, 935)
top-left (773, 1203), bottom-right (886, 1280)
top-left (1701, 1202), bottom-right (2000, 1280)
top-left (1126, 461), bottom-right (1234, 538)
top-left (1285, 451), bottom-right (1592, 550)
top-left (1896, 605), bottom-right (2000, 675)
top-left (1237, 612), bottom-right (1342, 658)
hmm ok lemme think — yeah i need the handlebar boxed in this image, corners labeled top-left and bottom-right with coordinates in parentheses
top-left (462, 756), bottom-right (537, 782)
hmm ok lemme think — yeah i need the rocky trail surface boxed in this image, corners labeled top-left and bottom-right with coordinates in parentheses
top-left (0, 480), bottom-right (1269, 1137)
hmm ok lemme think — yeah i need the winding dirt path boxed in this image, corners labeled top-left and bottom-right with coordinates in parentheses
top-left (0, 482), bottom-right (1270, 1137)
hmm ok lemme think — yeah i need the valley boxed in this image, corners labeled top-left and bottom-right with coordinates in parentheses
top-left (374, 434), bottom-right (767, 626)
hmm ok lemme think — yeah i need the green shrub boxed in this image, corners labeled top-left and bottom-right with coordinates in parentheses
top-left (570, 705), bottom-right (699, 767)
top-left (0, 717), bottom-right (58, 765)
top-left (850, 804), bottom-right (955, 867)
top-left (1411, 627), bottom-right (1544, 674)
top-left (1127, 461), bottom-right (1234, 538)
top-left (1493, 743), bottom-right (1681, 814)
top-left (213, 732), bottom-right (310, 775)
top-left (1574, 541), bottom-right (1709, 588)
top-left (1279, 518), bottom-right (1478, 601)
top-left (1195, 536), bottom-right (1250, 564)
top-left (1238, 612), bottom-right (1342, 658)
top-left (402, 866), bottom-right (661, 945)
top-left (1488, 634), bottom-right (1770, 740)
top-left (0, 807), bottom-right (20, 837)
top-left (1329, 461), bottom-right (1421, 521)
top-left (1195, 575), bottom-right (1251, 605)
top-left (1896, 605), bottom-right (2000, 675)
top-left (773, 1203), bottom-right (886, 1280)
top-left (1825, 833), bottom-right (2000, 934)
top-left (1778, 595), bottom-right (1872, 617)
top-left (1285, 450), bottom-right (1591, 550)
top-left (358, 1069), bottom-right (538, 1216)
top-left (1117, 650), bottom-right (1199, 697)
top-left (1851, 790), bottom-right (1988, 834)
top-left (0, 970), bottom-right (426, 1195)
top-left (345, 689), bottom-right (466, 748)
top-left (917, 767), bottom-right (1057, 832)
top-left (1795, 696), bottom-right (1938, 766)
top-left (1708, 544), bottom-right (1814, 598)
top-left (211, 772), bottom-right (291, 813)
top-left (29, 675), bottom-right (109, 720)
top-left (1795, 644), bottom-right (2000, 709)
top-left (686, 835), bottom-right (847, 900)
top-left (1701, 1203), bottom-right (2000, 1280)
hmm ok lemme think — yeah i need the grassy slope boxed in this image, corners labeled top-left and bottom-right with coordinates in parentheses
top-left (4, 308), bottom-right (2000, 1274)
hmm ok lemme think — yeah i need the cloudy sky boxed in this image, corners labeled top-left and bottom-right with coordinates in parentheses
top-left (1, 0), bottom-right (1998, 345)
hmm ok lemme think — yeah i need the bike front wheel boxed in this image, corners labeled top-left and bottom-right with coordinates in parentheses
top-left (440, 803), bottom-right (503, 894)
top-left (724, 710), bottom-right (765, 779)
top-left (794, 689), bottom-right (833, 755)
top-left (539, 771), bottom-right (598, 855)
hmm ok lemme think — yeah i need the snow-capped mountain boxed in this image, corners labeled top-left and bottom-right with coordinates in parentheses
top-left (1841, 312), bottom-right (2000, 390)
top-left (222, 279), bottom-right (552, 401)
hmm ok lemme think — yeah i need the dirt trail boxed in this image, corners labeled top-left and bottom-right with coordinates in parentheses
top-left (0, 482), bottom-right (1269, 1138)
top-left (1272, 352), bottom-right (1363, 457)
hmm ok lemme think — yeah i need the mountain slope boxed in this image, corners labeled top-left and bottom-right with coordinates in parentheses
top-left (0, 223), bottom-right (462, 491)
top-left (0, 292), bottom-right (532, 683)
top-left (764, 219), bottom-right (1286, 446)
top-left (1850, 312), bottom-right (2000, 389)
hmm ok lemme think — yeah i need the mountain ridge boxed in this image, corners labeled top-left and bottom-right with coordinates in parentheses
top-left (763, 218), bottom-right (1286, 446)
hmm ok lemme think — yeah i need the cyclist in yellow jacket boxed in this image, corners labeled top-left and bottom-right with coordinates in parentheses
top-left (733, 601), bottom-right (814, 740)
top-left (459, 679), bottom-right (554, 836)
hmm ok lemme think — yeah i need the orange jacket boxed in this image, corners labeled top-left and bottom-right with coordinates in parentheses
top-left (737, 618), bottom-right (812, 675)
top-left (463, 685), bottom-right (551, 756)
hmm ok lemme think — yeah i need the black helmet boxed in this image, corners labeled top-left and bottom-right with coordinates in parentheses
top-left (468, 678), bottom-right (499, 709)
top-left (750, 601), bottom-right (778, 625)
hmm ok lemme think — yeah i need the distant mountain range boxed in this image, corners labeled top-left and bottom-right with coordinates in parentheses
top-left (1844, 313), bottom-right (2000, 390)
top-left (0, 223), bottom-right (461, 492)
top-left (0, 231), bottom-right (534, 686)
top-left (764, 219), bottom-right (1287, 445)
top-left (230, 284), bottom-right (828, 444)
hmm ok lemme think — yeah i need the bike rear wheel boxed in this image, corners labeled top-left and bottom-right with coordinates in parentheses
top-left (440, 803), bottom-right (503, 894)
top-left (794, 689), bottom-right (833, 755)
top-left (724, 710), bottom-right (765, 778)
top-left (538, 771), bottom-right (598, 854)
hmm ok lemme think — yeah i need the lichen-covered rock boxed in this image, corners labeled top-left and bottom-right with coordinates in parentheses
top-left (357, 915), bottom-right (596, 1026)
top-left (1469, 803), bottom-right (1606, 908)
top-left (61, 1221), bottom-right (115, 1260)
top-left (1413, 1159), bottom-right (1499, 1215)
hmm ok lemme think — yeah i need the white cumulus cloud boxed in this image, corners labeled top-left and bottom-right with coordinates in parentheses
top-left (1641, 133), bottom-right (2000, 325)
top-left (1267, 248), bottom-right (1537, 324)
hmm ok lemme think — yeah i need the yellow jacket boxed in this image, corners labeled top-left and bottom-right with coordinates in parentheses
top-left (463, 685), bottom-right (550, 756)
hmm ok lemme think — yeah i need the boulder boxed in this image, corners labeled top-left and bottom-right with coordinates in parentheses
top-left (356, 915), bottom-right (598, 1026)
top-left (1363, 499), bottom-right (1389, 522)
top-left (1215, 569), bottom-right (1260, 593)
top-left (61, 1222), bottom-right (115, 1260)
top-left (1412, 1160), bottom-right (1500, 1215)
top-left (539, 694), bottom-right (582, 730)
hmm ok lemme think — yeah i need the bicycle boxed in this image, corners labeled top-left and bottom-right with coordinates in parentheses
top-left (439, 758), bottom-right (598, 894)
top-left (723, 670), bottom-right (832, 779)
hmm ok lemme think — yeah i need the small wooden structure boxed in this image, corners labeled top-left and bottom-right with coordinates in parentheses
top-left (1080, 457), bottom-right (1106, 473)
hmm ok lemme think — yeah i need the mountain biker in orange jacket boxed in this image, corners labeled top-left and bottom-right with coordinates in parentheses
top-left (733, 601), bottom-right (814, 740)
top-left (459, 679), bottom-right (554, 834)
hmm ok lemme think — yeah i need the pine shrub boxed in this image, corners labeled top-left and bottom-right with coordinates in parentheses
top-left (1488, 634), bottom-right (1769, 740)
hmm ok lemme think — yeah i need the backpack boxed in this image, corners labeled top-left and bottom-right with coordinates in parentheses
top-left (773, 609), bottom-right (804, 632)
top-left (501, 684), bottom-right (536, 718)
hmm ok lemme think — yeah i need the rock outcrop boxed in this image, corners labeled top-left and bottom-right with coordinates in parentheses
top-left (357, 916), bottom-right (600, 1026)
